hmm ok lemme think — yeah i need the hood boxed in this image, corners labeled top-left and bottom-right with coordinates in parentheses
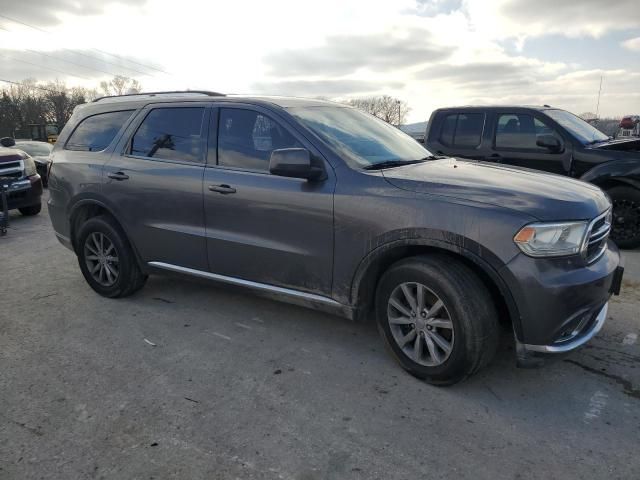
top-left (381, 158), bottom-right (610, 221)
top-left (590, 137), bottom-right (640, 152)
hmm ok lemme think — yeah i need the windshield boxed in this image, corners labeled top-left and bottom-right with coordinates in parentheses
top-left (545, 109), bottom-right (609, 145)
top-left (15, 142), bottom-right (52, 156)
top-left (289, 106), bottom-right (431, 168)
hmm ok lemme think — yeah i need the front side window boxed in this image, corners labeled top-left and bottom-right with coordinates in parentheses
top-left (495, 113), bottom-right (561, 151)
top-left (544, 109), bottom-right (609, 145)
top-left (218, 108), bottom-right (302, 171)
top-left (66, 110), bottom-right (133, 151)
top-left (438, 113), bottom-right (484, 148)
top-left (130, 107), bottom-right (206, 163)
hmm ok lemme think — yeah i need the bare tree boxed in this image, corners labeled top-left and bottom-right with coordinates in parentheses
top-left (99, 75), bottom-right (142, 96)
top-left (346, 95), bottom-right (410, 126)
top-left (42, 81), bottom-right (90, 127)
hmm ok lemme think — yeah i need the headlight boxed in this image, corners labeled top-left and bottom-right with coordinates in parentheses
top-left (23, 157), bottom-right (37, 177)
top-left (514, 221), bottom-right (589, 257)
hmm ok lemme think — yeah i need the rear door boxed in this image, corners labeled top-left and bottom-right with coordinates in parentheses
top-left (491, 112), bottom-right (571, 174)
top-left (202, 105), bottom-right (335, 295)
top-left (104, 103), bottom-right (209, 270)
top-left (427, 111), bottom-right (487, 160)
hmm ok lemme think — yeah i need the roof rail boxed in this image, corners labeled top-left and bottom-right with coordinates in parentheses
top-left (92, 90), bottom-right (225, 103)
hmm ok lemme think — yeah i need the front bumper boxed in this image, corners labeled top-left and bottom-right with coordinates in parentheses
top-left (499, 240), bottom-right (622, 366)
top-left (2, 176), bottom-right (42, 210)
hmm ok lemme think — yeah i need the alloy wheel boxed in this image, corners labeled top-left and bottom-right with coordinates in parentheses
top-left (387, 282), bottom-right (454, 367)
top-left (84, 232), bottom-right (119, 287)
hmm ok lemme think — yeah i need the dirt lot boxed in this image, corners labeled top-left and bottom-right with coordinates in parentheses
top-left (1, 191), bottom-right (639, 480)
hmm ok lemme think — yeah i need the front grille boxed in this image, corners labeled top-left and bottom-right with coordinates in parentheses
top-left (584, 210), bottom-right (611, 263)
top-left (0, 160), bottom-right (24, 180)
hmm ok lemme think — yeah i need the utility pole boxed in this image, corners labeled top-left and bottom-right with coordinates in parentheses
top-left (397, 100), bottom-right (401, 126)
top-left (595, 76), bottom-right (603, 119)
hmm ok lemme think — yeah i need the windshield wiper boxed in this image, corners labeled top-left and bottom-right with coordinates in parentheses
top-left (363, 159), bottom-right (428, 170)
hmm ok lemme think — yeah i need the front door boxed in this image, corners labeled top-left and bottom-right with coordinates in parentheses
top-left (203, 106), bottom-right (335, 296)
top-left (104, 104), bottom-right (209, 270)
top-left (492, 112), bottom-right (571, 175)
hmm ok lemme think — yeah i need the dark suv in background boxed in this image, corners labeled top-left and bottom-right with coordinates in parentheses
top-left (48, 92), bottom-right (623, 385)
top-left (425, 106), bottom-right (640, 248)
top-left (0, 141), bottom-right (43, 216)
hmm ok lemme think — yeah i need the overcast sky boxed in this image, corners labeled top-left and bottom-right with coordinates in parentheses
top-left (0, 0), bottom-right (638, 122)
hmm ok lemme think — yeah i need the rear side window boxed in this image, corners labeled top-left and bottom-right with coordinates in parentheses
top-left (439, 113), bottom-right (484, 148)
top-left (218, 108), bottom-right (302, 172)
top-left (130, 107), bottom-right (206, 163)
top-left (495, 114), bottom-right (560, 150)
top-left (66, 110), bottom-right (133, 151)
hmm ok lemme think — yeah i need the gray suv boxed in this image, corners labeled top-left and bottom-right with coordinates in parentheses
top-left (48, 91), bottom-right (624, 385)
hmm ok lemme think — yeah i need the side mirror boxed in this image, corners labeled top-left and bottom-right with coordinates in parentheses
top-left (269, 148), bottom-right (325, 180)
top-left (536, 134), bottom-right (561, 152)
top-left (0, 137), bottom-right (16, 147)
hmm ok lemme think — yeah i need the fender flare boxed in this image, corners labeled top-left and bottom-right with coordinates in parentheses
top-left (68, 196), bottom-right (147, 272)
top-left (349, 232), bottom-right (523, 338)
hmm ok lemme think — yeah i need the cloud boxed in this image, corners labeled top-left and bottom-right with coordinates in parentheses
top-left (0, 0), bottom-right (147, 26)
top-left (471, 0), bottom-right (640, 39)
top-left (252, 79), bottom-right (404, 97)
top-left (263, 28), bottom-right (451, 77)
top-left (622, 37), bottom-right (640, 52)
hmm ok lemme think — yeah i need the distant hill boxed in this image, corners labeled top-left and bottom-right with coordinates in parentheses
top-left (399, 121), bottom-right (428, 142)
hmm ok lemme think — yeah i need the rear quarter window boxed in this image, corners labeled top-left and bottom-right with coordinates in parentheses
top-left (65, 110), bottom-right (134, 152)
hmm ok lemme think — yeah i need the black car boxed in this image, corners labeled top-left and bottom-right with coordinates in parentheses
top-left (425, 106), bottom-right (640, 248)
top-left (0, 148), bottom-right (43, 216)
top-left (48, 92), bottom-right (622, 385)
top-left (10, 140), bottom-right (53, 187)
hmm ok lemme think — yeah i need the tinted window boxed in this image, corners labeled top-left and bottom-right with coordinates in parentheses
top-left (66, 110), bottom-right (133, 151)
top-left (131, 107), bottom-right (206, 163)
top-left (495, 114), bottom-right (560, 150)
top-left (440, 114), bottom-right (456, 146)
top-left (218, 108), bottom-right (302, 171)
top-left (439, 113), bottom-right (484, 148)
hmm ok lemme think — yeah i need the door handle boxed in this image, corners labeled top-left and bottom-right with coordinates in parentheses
top-left (208, 184), bottom-right (236, 194)
top-left (107, 171), bottom-right (129, 181)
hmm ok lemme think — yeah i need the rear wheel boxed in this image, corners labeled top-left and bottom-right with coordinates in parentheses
top-left (608, 186), bottom-right (640, 249)
top-left (375, 254), bottom-right (499, 385)
top-left (76, 215), bottom-right (147, 298)
top-left (19, 203), bottom-right (41, 216)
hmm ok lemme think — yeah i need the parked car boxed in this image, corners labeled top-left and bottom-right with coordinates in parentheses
top-left (10, 140), bottom-right (53, 187)
top-left (48, 92), bottom-right (623, 385)
top-left (425, 106), bottom-right (640, 248)
top-left (0, 146), bottom-right (43, 216)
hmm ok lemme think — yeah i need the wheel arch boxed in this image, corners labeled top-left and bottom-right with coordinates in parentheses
top-left (68, 198), bottom-right (147, 272)
top-left (350, 237), bottom-right (522, 338)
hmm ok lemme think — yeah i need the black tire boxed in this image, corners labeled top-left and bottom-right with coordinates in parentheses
top-left (18, 203), bottom-right (41, 216)
top-left (608, 186), bottom-right (640, 249)
top-left (375, 254), bottom-right (499, 385)
top-left (76, 215), bottom-right (147, 298)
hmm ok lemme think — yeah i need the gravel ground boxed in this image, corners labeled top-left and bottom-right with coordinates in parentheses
top-left (1, 191), bottom-right (639, 480)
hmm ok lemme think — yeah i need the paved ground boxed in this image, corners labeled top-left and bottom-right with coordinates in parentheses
top-left (1, 191), bottom-right (639, 480)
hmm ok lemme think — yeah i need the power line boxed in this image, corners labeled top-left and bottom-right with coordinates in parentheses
top-left (0, 51), bottom-right (92, 81)
top-left (0, 24), bottom-right (128, 79)
top-left (0, 12), bottom-right (170, 77)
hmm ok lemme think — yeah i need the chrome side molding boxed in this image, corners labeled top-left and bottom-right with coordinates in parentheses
top-left (148, 261), bottom-right (343, 307)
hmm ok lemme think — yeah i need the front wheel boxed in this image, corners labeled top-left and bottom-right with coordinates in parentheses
top-left (19, 203), bottom-right (41, 216)
top-left (608, 186), bottom-right (640, 249)
top-left (375, 254), bottom-right (499, 385)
